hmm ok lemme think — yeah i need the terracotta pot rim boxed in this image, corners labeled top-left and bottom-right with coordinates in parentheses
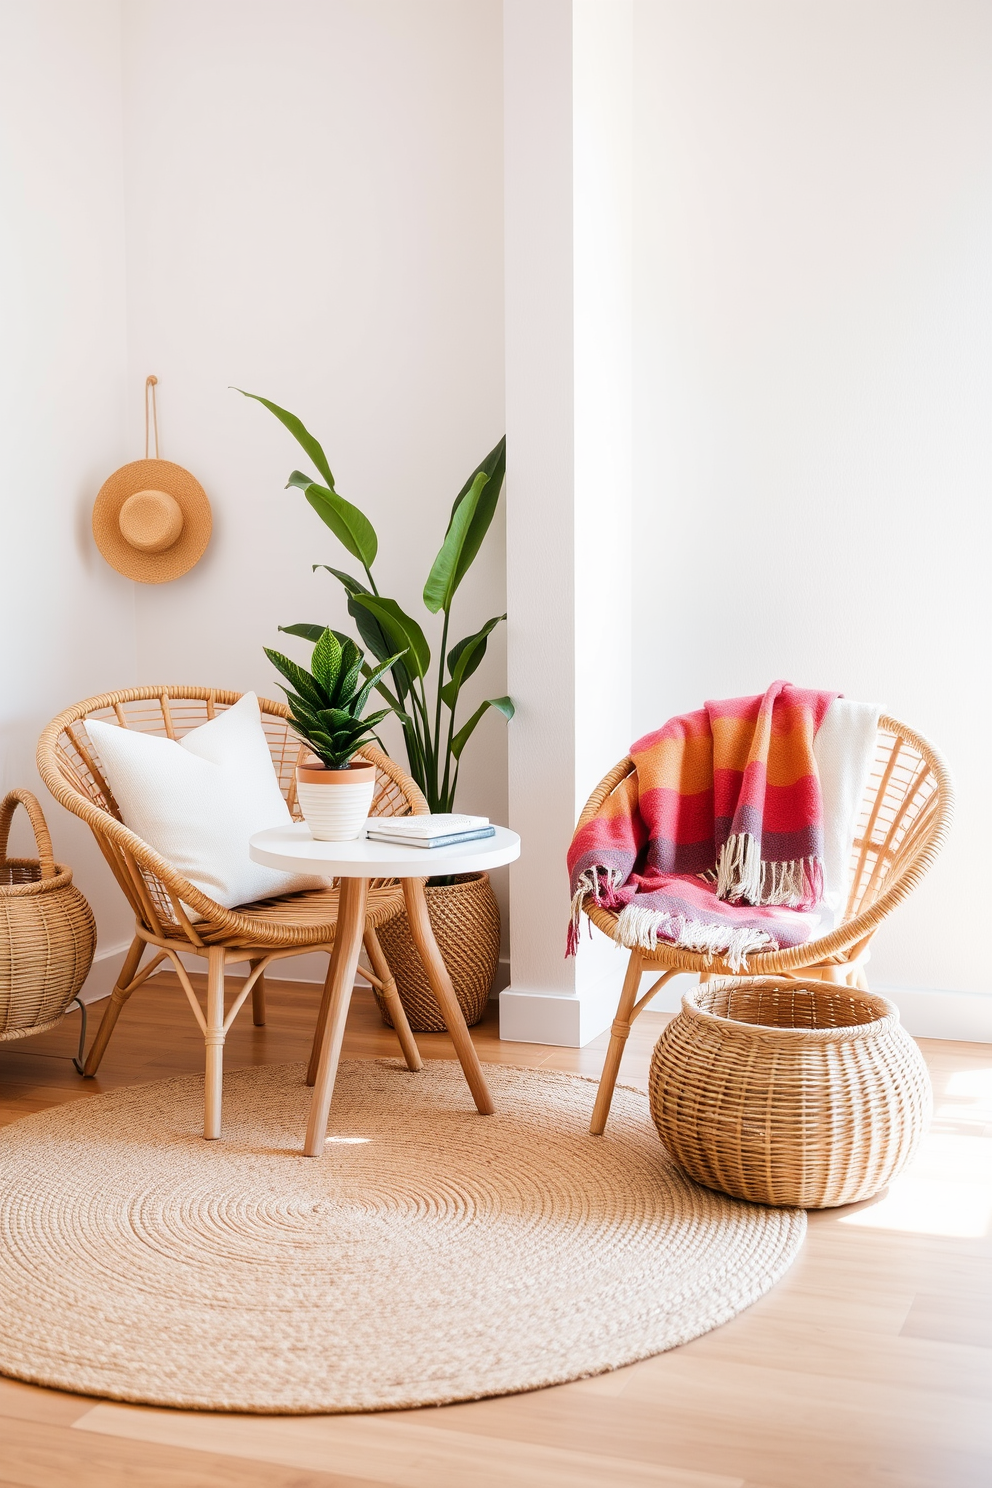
top-left (296, 761), bottom-right (376, 784)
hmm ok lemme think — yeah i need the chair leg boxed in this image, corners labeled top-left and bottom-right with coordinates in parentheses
top-left (81, 936), bottom-right (146, 1077)
top-left (204, 946), bottom-right (226, 1140)
top-left (590, 951), bottom-right (643, 1136)
top-left (250, 959), bottom-right (267, 1026)
top-left (363, 925), bottom-right (423, 1072)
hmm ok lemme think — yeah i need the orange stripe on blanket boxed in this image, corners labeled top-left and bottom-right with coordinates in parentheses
top-left (567, 681), bottom-right (838, 960)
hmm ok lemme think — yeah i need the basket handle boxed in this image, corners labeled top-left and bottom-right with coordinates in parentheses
top-left (0, 790), bottom-right (58, 879)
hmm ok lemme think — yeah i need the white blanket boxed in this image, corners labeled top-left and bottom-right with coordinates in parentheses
top-left (813, 698), bottom-right (881, 932)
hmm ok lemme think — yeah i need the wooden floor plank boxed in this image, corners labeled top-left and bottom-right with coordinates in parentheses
top-left (73, 1404), bottom-right (744, 1488)
top-left (0, 1415), bottom-right (374, 1488)
top-left (0, 1376), bottom-right (92, 1427)
top-left (1, 972), bottom-right (990, 1488)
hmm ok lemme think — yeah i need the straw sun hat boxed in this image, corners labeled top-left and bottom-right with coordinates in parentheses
top-left (92, 458), bottom-right (212, 585)
top-left (92, 376), bottom-right (212, 585)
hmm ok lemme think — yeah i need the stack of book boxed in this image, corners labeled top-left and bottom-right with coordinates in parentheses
top-left (365, 814), bottom-right (496, 850)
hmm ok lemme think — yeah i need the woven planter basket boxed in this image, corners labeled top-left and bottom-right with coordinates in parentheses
top-left (374, 872), bottom-right (500, 1032)
top-left (0, 790), bottom-right (96, 1042)
top-left (648, 978), bottom-right (932, 1209)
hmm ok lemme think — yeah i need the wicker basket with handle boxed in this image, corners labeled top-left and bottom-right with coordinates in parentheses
top-left (648, 977), bottom-right (932, 1209)
top-left (0, 790), bottom-right (96, 1041)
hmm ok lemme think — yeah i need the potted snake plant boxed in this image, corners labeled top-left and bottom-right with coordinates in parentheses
top-left (241, 389), bottom-right (512, 1028)
top-left (265, 628), bottom-right (404, 841)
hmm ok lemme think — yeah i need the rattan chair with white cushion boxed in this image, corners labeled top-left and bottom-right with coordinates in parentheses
top-left (37, 686), bottom-right (427, 1138)
top-left (576, 715), bottom-right (953, 1134)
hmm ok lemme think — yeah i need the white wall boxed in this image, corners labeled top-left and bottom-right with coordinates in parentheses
top-left (0, 0), bottom-right (506, 993)
top-left (121, 0), bottom-right (508, 938)
top-left (632, 0), bottom-right (992, 999)
top-left (0, 1), bottom-right (136, 952)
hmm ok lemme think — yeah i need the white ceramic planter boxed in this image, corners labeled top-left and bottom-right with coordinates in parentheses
top-left (296, 761), bottom-right (376, 842)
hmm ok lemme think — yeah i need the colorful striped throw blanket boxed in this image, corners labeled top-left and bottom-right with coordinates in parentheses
top-left (567, 682), bottom-right (838, 969)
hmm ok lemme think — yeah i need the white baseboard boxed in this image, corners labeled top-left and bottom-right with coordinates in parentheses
top-left (499, 979), bottom-right (618, 1047)
top-left (500, 970), bottom-right (992, 1049)
top-left (77, 941), bottom-right (133, 1004)
top-left (875, 984), bottom-right (992, 1042)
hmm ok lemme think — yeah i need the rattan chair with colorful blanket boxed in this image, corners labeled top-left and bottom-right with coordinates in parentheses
top-left (37, 686), bottom-right (428, 1138)
top-left (577, 715), bottom-right (953, 1135)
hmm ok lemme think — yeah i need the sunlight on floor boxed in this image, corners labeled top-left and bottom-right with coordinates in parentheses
top-left (936, 1066), bottom-right (992, 1132)
top-left (840, 1067), bottom-right (992, 1238)
top-left (325, 1136), bottom-right (372, 1145)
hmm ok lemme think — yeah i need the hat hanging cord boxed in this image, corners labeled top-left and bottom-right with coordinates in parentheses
top-left (145, 375), bottom-right (160, 460)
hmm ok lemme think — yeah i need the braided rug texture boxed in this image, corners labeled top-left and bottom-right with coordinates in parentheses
top-left (0, 1060), bottom-right (805, 1413)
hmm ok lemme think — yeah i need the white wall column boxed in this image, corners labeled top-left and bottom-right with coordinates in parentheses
top-left (501, 0), bottom-right (633, 1046)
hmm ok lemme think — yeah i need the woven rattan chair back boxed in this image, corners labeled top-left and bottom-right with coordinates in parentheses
top-left (579, 714), bottom-right (953, 1135)
top-left (38, 686), bottom-right (427, 949)
top-left (36, 686), bottom-right (429, 1139)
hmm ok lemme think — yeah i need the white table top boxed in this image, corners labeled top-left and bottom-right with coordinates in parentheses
top-left (249, 822), bottom-right (521, 880)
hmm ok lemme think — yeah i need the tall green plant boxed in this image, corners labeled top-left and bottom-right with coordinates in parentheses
top-left (238, 390), bottom-right (513, 811)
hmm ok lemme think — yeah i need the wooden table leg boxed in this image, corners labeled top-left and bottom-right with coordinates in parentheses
top-left (303, 876), bottom-right (369, 1157)
top-left (306, 952), bottom-right (336, 1087)
top-left (401, 877), bottom-right (495, 1116)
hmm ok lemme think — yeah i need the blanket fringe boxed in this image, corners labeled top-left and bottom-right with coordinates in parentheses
top-left (716, 833), bottom-right (823, 910)
top-left (566, 866), bottom-right (624, 957)
top-left (614, 904), bottom-right (773, 973)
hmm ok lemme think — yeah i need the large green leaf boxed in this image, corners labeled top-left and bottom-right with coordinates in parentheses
top-left (350, 595), bottom-right (430, 678)
top-left (304, 483), bottom-right (378, 570)
top-left (314, 567), bottom-right (413, 702)
top-left (452, 435), bottom-right (506, 516)
top-left (423, 471), bottom-right (488, 613)
top-left (423, 436), bottom-right (506, 614)
top-left (440, 614), bottom-right (505, 710)
top-left (450, 696), bottom-right (514, 759)
top-left (234, 390), bottom-right (336, 490)
top-left (279, 622), bottom-right (325, 644)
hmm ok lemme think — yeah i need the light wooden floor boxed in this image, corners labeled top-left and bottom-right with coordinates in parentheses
top-left (1, 972), bottom-right (990, 1488)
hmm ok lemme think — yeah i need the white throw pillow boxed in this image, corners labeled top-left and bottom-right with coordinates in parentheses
top-left (86, 693), bottom-right (326, 909)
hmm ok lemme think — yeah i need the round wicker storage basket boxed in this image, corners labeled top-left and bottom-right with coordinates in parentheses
top-left (649, 978), bottom-right (932, 1209)
top-left (0, 791), bottom-right (96, 1041)
top-left (375, 872), bottom-right (500, 1032)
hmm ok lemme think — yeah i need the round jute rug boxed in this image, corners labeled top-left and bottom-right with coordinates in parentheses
top-left (0, 1060), bottom-right (805, 1413)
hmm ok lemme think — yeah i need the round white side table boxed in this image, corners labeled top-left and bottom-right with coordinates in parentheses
top-left (249, 824), bottom-right (521, 1156)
